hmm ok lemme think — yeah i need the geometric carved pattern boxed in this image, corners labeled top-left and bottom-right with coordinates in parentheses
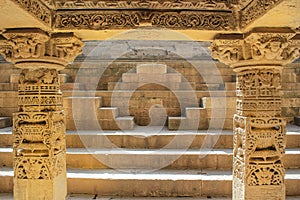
top-left (18, 69), bottom-right (62, 112)
top-left (51, 0), bottom-right (237, 10)
top-left (210, 28), bottom-right (300, 200)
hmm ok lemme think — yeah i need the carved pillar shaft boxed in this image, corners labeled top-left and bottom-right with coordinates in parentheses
top-left (0, 29), bottom-right (83, 200)
top-left (233, 67), bottom-right (286, 199)
top-left (210, 28), bottom-right (300, 200)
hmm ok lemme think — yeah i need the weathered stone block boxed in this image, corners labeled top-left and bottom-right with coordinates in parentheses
top-left (9, 74), bottom-right (19, 83)
top-left (137, 64), bottom-right (167, 74)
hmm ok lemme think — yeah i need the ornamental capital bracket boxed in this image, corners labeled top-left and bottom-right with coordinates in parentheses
top-left (210, 28), bottom-right (300, 72)
top-left (0, 28), bottom-right (84, 70)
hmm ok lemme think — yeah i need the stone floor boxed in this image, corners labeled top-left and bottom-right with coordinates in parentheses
top-left (1, 194), bottom-right (300, 200)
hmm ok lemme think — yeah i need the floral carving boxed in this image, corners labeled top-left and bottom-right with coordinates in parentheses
top-left (55, 11), bottom-right (237, 31)
top-left (151, 12), bottom-right (235, 30)
top-left (247, 164), bottom-right (284, 186)
top-left (56, 12), bottom-right (140, 29)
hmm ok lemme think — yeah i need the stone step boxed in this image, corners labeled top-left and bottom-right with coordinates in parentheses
top-left (61, 83), bottom-right (85, 90)
top-left (62, 90), bottom-right (237, 99)
top-left (122, 73), bottom-right (182, 83)
top-left (137, 64), bottom-right (167, 74)
top-left (201, 97), bottom-right (236, 109)
top-left (59, 74), bottom-right (70, 83)
top-left (63, 97), bottom-right (103, 130)
top-left (0, 168), bottom-right (300, 196)
top-left (115, 116), bottom-right (135, 130)
top-left (0, 125), bottom-right (300, 149)
top-left (0, 148), bottom-right (300, 170)
top-left (98, 108), bottom-right (134, 130)
top-left (225, 82), bottom-right (236, 91)
top-left (168, 107), bottom-right (208, 130)
top-left (0, 83), bottom-right (18, 91)
top-left (0, 117), bottom-right (11, 129)
top-left (108, 82), bottom-right (196, 91)
top-left (207, 118), bottom-right (233, 130)
top-left (9, 74), bottom-right (19, 84)
top-left (98, 107), bottom-right (119, 119)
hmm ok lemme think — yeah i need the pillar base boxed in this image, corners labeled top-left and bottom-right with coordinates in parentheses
top-left (14, 173), bottom-right (67, 200)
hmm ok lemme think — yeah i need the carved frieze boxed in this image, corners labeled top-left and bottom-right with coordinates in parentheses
top-left (52, 0), bottom-right (237, 10)
top-left (236, 69), bottom-right (281, 98)
top-left (55, 11), bottom-right (237, 31)
top-left (9, 0), bottom-right (289, 32)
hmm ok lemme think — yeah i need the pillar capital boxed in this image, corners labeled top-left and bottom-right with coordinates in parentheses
top-left (0, 28), bottom-right (83, 70)
top-left (210, 28), bottom-right (300, 71)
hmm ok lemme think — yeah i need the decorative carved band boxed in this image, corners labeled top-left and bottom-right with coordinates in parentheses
top-left (54, 11), bottom-right (237, 31)
top-left (52, 0), bottom-right (237, 10)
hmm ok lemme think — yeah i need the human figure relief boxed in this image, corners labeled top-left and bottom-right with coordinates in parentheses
top-left (252, 38), bottom-right (288, 60)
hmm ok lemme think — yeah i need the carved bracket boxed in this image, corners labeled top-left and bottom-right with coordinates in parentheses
top-left (210, 28), bottom-right (300, 70)
top-left (0, 29), bottom-right (83, 69)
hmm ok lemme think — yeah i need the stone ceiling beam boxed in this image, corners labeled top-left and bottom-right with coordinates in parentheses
top-left (1, 0), bottom-right (298, 41)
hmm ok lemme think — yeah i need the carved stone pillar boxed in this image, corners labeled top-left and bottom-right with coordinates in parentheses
top-left (210, 28), bottom-right (300, 200)
top-left (0, 29), bottom-right (83, 200)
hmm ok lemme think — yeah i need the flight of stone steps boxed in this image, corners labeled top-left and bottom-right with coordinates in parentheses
top-left (0, 126), bottom-right (300, 197)
top-left (63, 97), bottom-right (134, 130)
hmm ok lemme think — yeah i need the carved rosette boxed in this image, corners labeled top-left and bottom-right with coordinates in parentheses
top-left (211, 28), bottom-right (300, 200)
top-left (0, 29), bottom-right (82, 200)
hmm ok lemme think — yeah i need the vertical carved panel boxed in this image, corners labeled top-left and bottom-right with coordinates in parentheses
top-left (233, 68), bottom-right (286, 200)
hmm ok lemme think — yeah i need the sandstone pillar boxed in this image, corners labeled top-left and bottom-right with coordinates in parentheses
top-left (210, 28), bottom-right (300, 200)
top-left (0, 29), bottom-right (83, 200)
